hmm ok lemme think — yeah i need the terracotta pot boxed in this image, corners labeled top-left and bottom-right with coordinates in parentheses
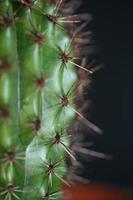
top-left (62, 182), bottom-right (133, 200)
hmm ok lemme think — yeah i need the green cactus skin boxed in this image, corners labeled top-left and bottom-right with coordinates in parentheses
top-left (0, 0), bottom-right (98, 199)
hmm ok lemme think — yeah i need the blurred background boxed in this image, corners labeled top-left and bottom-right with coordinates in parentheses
top-left (77, 0), bottom-right (133, 188)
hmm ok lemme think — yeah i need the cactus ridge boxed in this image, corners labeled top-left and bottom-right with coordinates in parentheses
top-left (0, 0), bottom-right (101, 199)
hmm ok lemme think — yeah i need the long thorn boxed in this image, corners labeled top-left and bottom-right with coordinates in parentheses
top-left (70, 107), bottom-right (102, 134)
top-left (69, 61), bottom-right (93, 74)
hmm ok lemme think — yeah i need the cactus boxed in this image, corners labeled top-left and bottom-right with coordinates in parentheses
top-left (0, 0), bottom-right (101, 199)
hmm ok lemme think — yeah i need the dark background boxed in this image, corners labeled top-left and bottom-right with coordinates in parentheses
top-left (79, 1), bottom-right (133, 187)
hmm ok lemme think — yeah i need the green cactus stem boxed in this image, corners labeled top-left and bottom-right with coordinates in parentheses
top-left (0, 1), bottom-right (101, 199)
